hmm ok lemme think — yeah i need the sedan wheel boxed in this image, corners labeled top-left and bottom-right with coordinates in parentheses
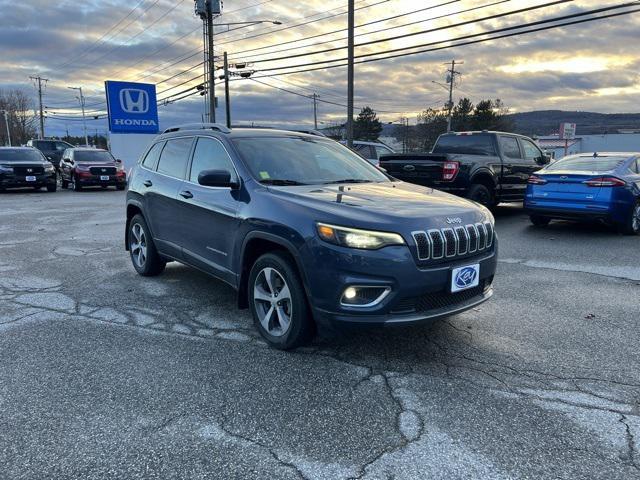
top-left (632, 204), bottom-right (640, 234)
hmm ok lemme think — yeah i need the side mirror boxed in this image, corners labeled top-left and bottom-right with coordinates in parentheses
top-left (539, 154), bottom-right (551, 165)
top-left (198, 169), bottom-right (238, 188)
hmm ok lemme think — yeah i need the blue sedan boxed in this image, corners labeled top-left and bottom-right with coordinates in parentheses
top-left (524, 152), bottom-right (640, 235)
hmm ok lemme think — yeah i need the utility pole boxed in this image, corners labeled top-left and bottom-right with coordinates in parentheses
top-left (206, 8), bottom-right (216, 123)
top-left (346, 0), bottom-right (355, 147)
top-left (223, 51), bottom-right (231, 128)
top-left (445, 60), bottom-right (462, 133)
top-left (68, 86), bottom-right (88, 147)
top-left (30, 75), bottom-right (48, 139)
top-left (312, 93), bottom-right (318, 130)
top-left (1, 110), bottom-right (11, 146)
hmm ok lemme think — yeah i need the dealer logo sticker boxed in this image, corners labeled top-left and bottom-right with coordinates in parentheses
top-left (451, 263), bottom-right (480, 292)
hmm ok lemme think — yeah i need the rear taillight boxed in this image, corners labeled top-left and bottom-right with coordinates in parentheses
top-left (527, 174), bottom-right (547, 185)
top-left (583, 177), bottom-right (626, 187)
top-left (442, 161), bottom-right (459, 181)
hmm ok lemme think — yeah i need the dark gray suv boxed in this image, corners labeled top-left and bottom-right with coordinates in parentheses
top-left (126, 124), bottom-right (498, 349)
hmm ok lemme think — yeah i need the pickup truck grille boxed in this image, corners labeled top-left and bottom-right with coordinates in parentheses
top-left (412, 222), bottom-right (494, 261)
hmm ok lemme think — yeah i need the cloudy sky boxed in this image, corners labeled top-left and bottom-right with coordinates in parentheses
top-left (1, 0), bottom-right (639, 136)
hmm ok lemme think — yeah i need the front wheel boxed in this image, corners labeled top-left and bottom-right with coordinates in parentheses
top-left (46, 183), bottom-right (57, 192)
top-left (248, 252), bottom-right (314, 350)
top-left (620, 202), bottom-right (640, 235)
top-left (530, 215), bottom-right (551, 226)
top-left (128, 214), bottom-right (166, 276)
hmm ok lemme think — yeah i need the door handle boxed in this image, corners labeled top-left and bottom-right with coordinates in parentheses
top-left (180, 190), bottom-right (193, 199)
top-left (143, 180), bottom-right (153, 187)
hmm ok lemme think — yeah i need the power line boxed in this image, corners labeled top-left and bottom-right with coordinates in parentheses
top-left (229, 0), bottom-right (463, 60)
top-left (58, 0), bottom-right (160, 71)
top-left (229, 0), bottom-right (508, 63)
top-left (242, 0), bottom-right (574, 67)
top-left (214, 0), bottom-right (391, 47)
top-left (247, 1), bottom-right (637, 75)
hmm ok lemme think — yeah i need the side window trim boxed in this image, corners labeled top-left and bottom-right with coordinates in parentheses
top-left (186, 135), bottom-right (240, 187)
top-left (519, 138), bottom-right (542, 163)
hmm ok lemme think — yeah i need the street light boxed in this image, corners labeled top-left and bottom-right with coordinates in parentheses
top-left (196, 2), bottom-right (282, 123)
top-left (68, 86), bottom-right (89, 147)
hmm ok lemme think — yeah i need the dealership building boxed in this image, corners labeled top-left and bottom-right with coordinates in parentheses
top-left (536, 131), bottom-right (640, 158)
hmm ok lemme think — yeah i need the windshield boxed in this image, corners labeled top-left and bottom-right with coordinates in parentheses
top-left (74, 150), bottom-right (115, 163)
top-left (232, 136), bottom-right (389, 185)
top-left (0, 149), bottom-right (45, 163)
top-left (432, 134), bottom-right (496, 156)
top-left (546, 155), bottom-right (627, 172)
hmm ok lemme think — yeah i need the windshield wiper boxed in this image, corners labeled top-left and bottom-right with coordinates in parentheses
top-left (259, 179), bottom-right (308, 186)
top-left (323, 179), bottom-right (372, 184)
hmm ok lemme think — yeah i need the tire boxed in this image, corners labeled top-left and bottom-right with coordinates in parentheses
top-left (530, 215), bottom-right (551, 227)
top-left (73, 175), bottom-right (82, 191)
top-left (61, 177), bottom-right (69, 189)
top-left (620, 202), bottom-right (640, 235)
top-left (248, 252), bottom-right (314, 350)
top-left (128, 214), bottom-right (166, 276)
top-left (467, 183), bottom-right (494, 208)
top-left (116, 185), bottom-right (126, 191)
top-left (46, 183), bottom-right (57, 193)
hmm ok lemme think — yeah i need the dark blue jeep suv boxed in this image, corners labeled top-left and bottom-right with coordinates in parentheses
top-left (126, 124), bottom-right (498, 349)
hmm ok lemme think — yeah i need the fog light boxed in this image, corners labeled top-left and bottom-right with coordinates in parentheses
top-left (340, 286), bottom-right (391, 307)
top-left (344, 287), bottom-right (357, 300)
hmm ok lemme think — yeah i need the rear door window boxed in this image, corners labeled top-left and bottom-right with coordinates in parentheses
top-left (156, 137), bottom-right (193, 179)
top-left (141, 142), bottom-right (165, 170)
top-left (499, 136), bottom-right (522, 159)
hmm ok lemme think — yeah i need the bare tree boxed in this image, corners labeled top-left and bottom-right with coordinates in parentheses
top-left (0, 89), bottom-right (38, 146)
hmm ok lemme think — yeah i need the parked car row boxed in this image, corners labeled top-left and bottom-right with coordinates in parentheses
top-left (0, 146), bottom-right (126, 192)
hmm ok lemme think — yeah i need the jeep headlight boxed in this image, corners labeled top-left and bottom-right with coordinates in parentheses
top-left (0, 164), bottom-right (13, 173)
top-left (44, 163), bottom-right (55, 172)
top-left (316, 223), bottom-right (405, 250)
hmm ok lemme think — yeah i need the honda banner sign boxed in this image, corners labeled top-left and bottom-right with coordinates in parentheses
top-left (105, 81), bottom-right (159, 134)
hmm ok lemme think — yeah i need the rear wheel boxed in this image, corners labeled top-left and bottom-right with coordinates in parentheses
top-left (248, 252), bottom-right (314, 350)
top-left (73, 175), bottom-right (82, 191)
top-left (116, 185), bottom-right (126, 191)
top-left (530, 215), bottom-right (551, 226)
top-left (129, 214), bottom-right (166, 276)
top-left (620, 202), bottom-right (640, 235)
top-left (46, 183), bottom-right (57, 192)
top-left (468, 183), bottom-right (494, 208)
top-left (61, 176), bottom-right (69, 189)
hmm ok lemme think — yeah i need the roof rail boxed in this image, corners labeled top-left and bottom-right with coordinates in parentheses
top-left (162, 123), bottom-right (231, 134)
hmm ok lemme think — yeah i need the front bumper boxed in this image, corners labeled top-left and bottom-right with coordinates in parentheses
top-left (77, 174), bottom-right (126, 186)
top-left (0, 173), bottom-right (56, 189)
top-left (301, 237), bottom-right (498, 328)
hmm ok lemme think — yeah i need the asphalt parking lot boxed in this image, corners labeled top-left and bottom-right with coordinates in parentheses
top-left (1, 188), bottom-right (639, 479)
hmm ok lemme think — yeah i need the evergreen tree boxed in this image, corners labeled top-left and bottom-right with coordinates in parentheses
top-left (353, 106), bottom-right (382, 141)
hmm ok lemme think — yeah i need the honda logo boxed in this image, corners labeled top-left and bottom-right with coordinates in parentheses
top-left (119, 89), bottom-right (149, 113)
top-left (26, 168), bottom-right (33, 173)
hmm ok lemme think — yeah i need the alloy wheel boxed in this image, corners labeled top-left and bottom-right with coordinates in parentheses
top-left (633, 204), bottom-right (640, 233)
top-left (130, 223), bottom-right (147, 268)
top-left (253, 267), bottom-right (292, 337)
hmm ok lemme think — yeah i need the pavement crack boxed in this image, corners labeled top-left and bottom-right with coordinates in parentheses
top-left (620, 414), bottom-right (640, 471)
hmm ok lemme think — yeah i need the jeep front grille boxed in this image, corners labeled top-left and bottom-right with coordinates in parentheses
top-left (412, 222), bottom-right (494, 261)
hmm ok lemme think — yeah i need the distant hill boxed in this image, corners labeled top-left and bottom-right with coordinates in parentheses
top-left (506, 110), bottom-right (640, 136)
